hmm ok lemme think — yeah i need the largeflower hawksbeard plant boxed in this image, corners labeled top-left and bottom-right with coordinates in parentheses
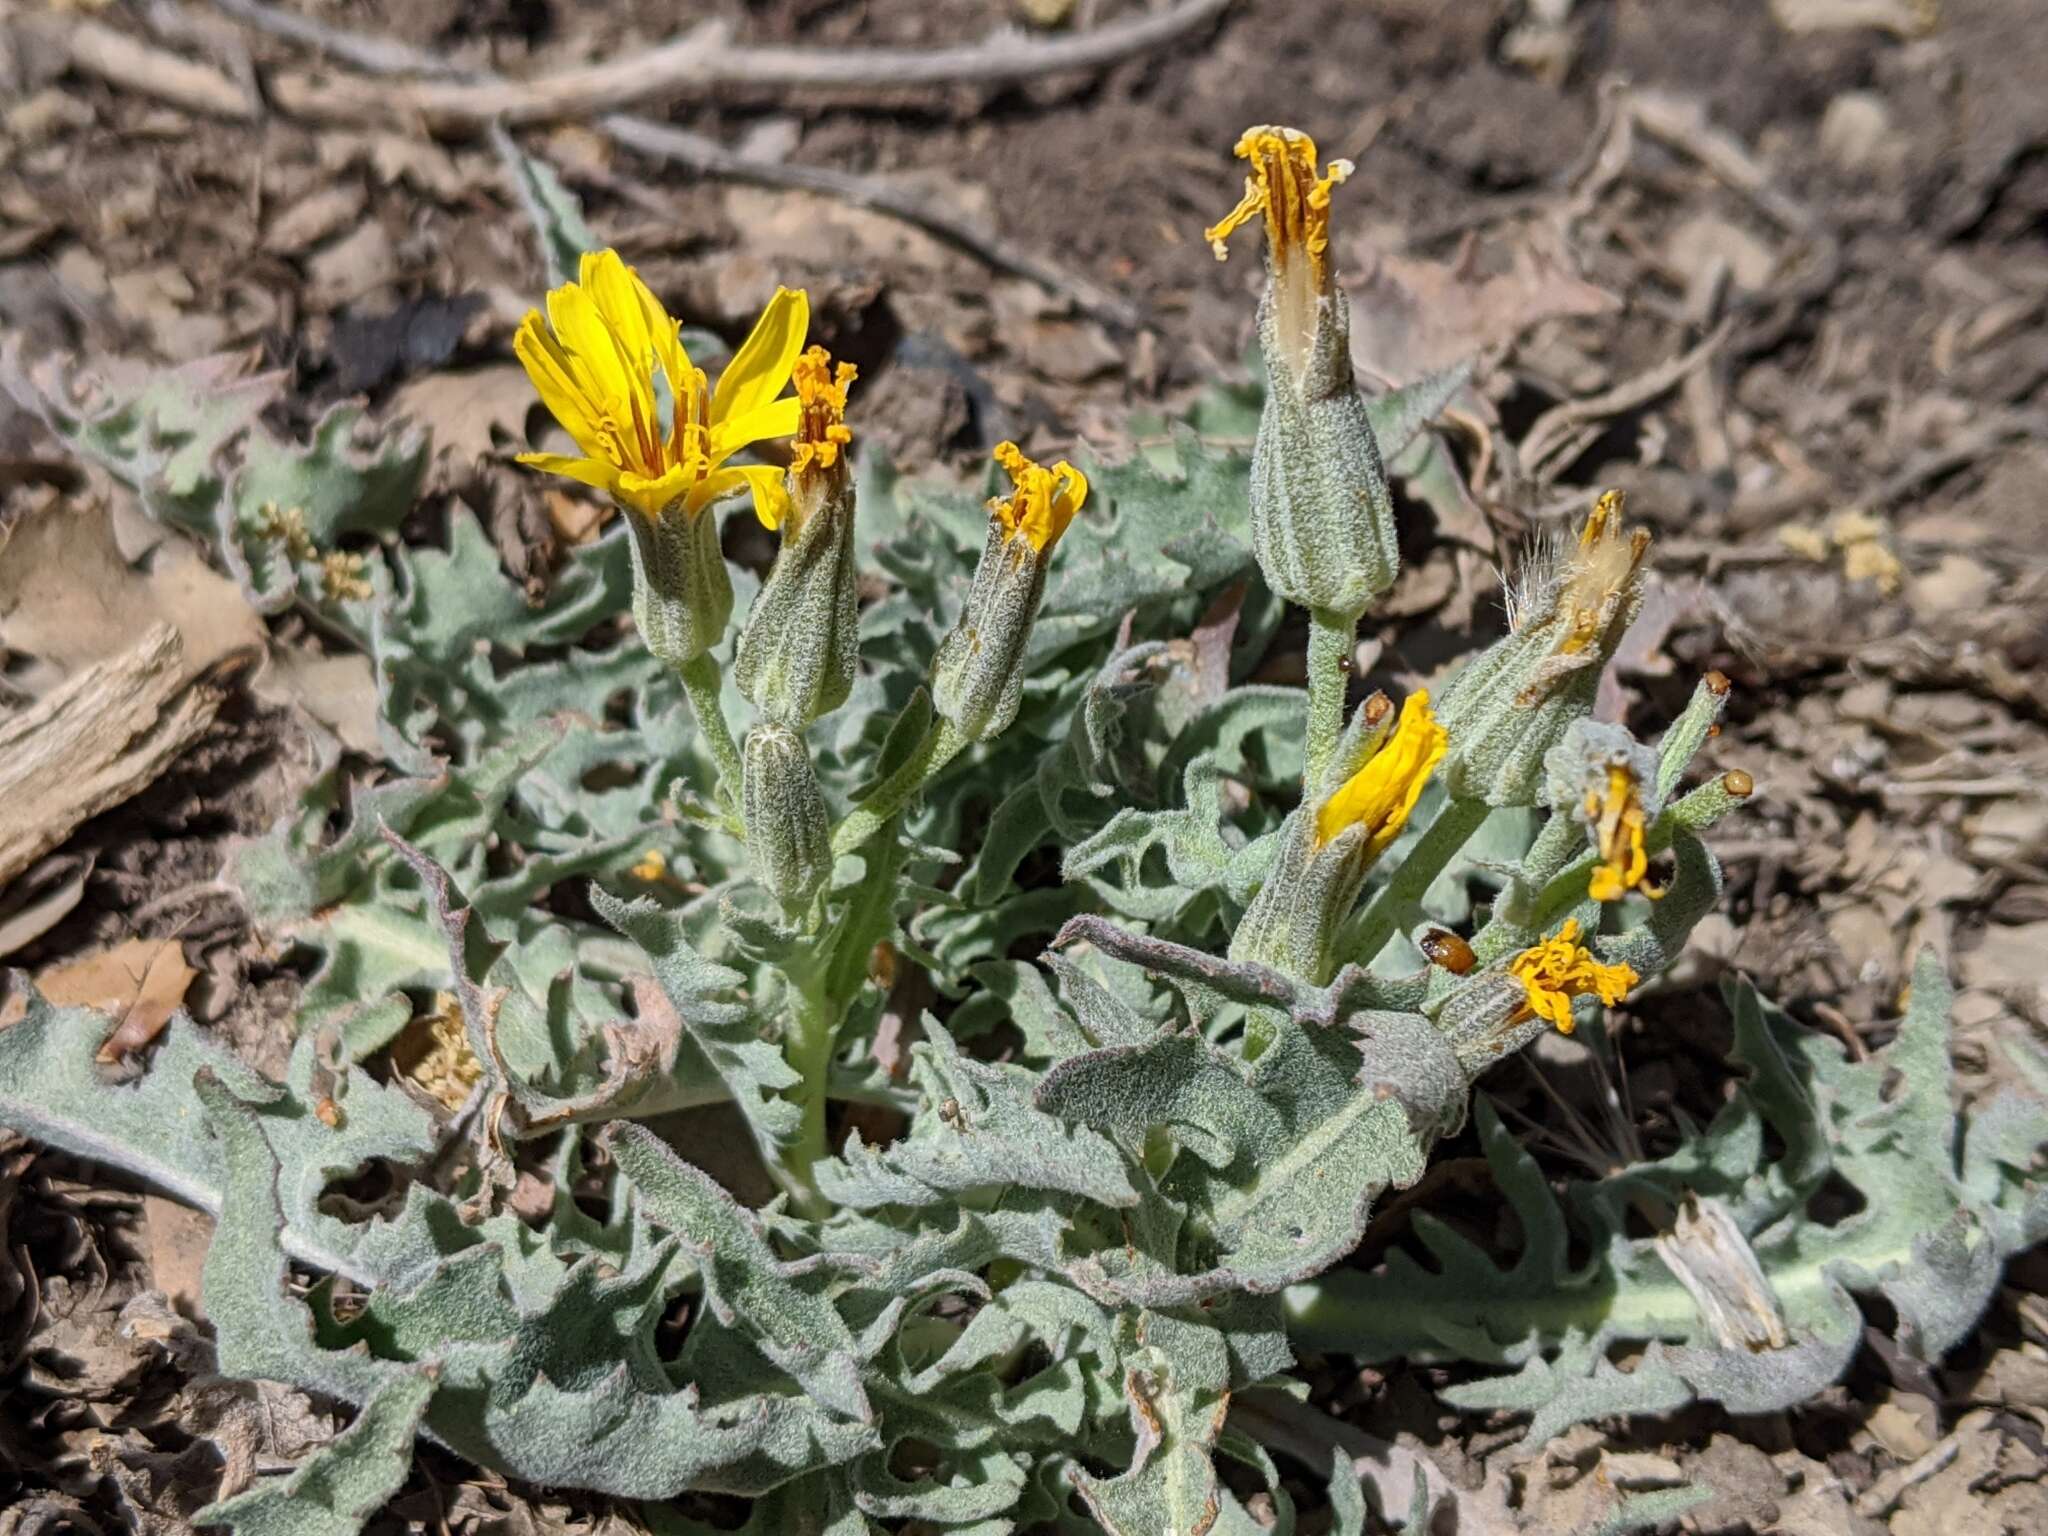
top-left (4, 124), bottom-right (2045, 1536)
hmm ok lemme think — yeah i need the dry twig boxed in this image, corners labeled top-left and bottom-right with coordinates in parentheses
top-left (233, 0), bottom-right (1231, 130)
top-left (204, 0), bottom-right (1154, 329)
top-left (601, 117), bottom-right (1143, 330)
top-left (65, 17), bottom-right (258, 120)
top-left (1520, 317), bottom-right (1734, 483)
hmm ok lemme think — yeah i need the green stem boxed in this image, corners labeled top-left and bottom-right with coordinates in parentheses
top-left (1340, 796), bottom-right (1492, 969)
top-left (1283, 1253), bottom-right (1707, 1360)
top-left (678, 652), bottom-right (744, 807)
top-left (1304, 607), bottom-right (1356, 790)
top-left (830, 718), bottom-right (966, 858)
top-left (778, 821), bottom-right (911, 1213)
top-left (1470, 773), bottom-right (1750, 963)
top-left (780, 975), bottom-right (839, 1217)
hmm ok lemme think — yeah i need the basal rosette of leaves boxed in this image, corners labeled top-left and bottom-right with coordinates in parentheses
top-left (2, 134), bottom-right (2044, 1536)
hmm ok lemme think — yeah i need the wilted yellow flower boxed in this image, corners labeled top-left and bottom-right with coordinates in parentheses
top-left (1586, 763), bottom-right (1661, 903)
top-left (1550, 491), bottom-right (1651, 660)
top-left (1315, 691), bottom-right (1448, 855)
top-left (1509, 919), bottom-right (1638, 1034)
top-left (1206, 126), bottom-right (1352, 285)
top-left (1206, 126), bottom-right (1353, 376)
top-left (515, 249), bottom-right (808, 528)
top-left (928, 442), bottom-right (1087, 744)
top-left (990, 441), bottom-right (1088, 553)
top-left (789, 345), bottom-right (856, 478)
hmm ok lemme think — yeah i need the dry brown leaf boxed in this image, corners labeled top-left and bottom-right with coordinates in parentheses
top-left (545, 487), bottom-right (614, 546)
top-left (304, 221), bottom-right (399, 312)
top-left (254, 649), bottom-right (381, 757)
top-left (0, 497), bottom-right (264, 676)
top-left (1345, 229), bottom-right (1620, 383)
top-left (388, 363), bottom-right (540, 466)
top-left (25, 936), bottom-right (195, 1060)
top-left (263, 182), bottom-right (369, 258)
top-left (141, 1195), bottom-right (214, 1313)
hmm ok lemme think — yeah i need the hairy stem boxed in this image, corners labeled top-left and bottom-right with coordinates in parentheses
top-left (830, 717), bottom-right (965, 857)
top-left (780, 976), bottom-right (839, 1217)
top-left (1303, 606), bottom-right (1355, 790)
top-left (779, 823), bottom-right (912, 1213)
top-left (1339, 796), bottom-right (1492, 968)
top-left (678, 652), bottom-right (744, 807)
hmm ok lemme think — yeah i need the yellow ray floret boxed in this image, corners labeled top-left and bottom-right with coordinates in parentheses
top-left (1314, 691), bottom-right (1448, 855)
top-left (514, 248), bottom-right (808, 527)
top-left (1587, 764), bottom-right (1662, 903)
top-left (990, 441), bottom-right (1088, 553)
top-left (1509, 919), bottom-right (1638, 1035)
top-left (790, 345), bottom-right (857, 476)
top-left (1205, 126), bottom-right (1353, 288)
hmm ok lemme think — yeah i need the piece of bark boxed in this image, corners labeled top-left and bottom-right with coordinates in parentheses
top-left (0, 625), bottom-right (225, 891)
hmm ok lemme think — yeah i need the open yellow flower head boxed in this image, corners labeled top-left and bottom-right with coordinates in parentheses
top-left (790, 345), bottom-right (857, 477)
top-left (1205, 126), bottom-right (1353, 291)
top-left (991, 441), bottom-right (1088, 553)
top-left (1586, 762), bottom-right (1662, 903)
top-left (1314, 690), bottom-right (1448, 856)
top-left (514, 249), bottom-right (808, 528)
top-left (1509, 919), bottom-right (1638, 1034)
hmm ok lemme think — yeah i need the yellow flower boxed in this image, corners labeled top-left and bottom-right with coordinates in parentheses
top-left (1586, 763), bottom-right (1662, 903)
top-left (789, 345), bottom-right (857, 477)
top-left (1509, 919), bottom-right (1638, 1035)
top-left (1205, 125), bottom-right (1352, 284)
top-left (1206, 126), bottom-right (1353, 377)
top-left (1314, 691), bottom-right (1449, 855)
top-left (990, 441), bottom-right (1088, 553)
top-left (514, 249), bottom-right (808, 528)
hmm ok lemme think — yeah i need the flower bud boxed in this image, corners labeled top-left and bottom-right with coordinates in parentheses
top-left (621, 498), bottom-right (733, 668)
top-left (736, 348), bottom-right (860, 726)
top-left (1228, 691), bottom-right (1447, 985)
top-left (1434, 490), bottom-right (1649, 806)
top-left (1543, 720), bottom-right (1665, 903)
top-left (930, 442), bottom-right (1087, 742)
top-left (1208, 125), bottom-right (1395, 617)
top-left (741, 721), bottom-right (833, 915)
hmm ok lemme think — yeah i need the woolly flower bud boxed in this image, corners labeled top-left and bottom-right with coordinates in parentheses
top-left (736, 347), bottom-right (860, 726)
top-left (1208, 125), bottom-right (1395, 617)
top-left (741, 721), bottom-right (833, 915)
top-left (621, 496), bottom-right (733, 669)
top-left (1434, 490), bottom-right (1649, 806)
top-left (1229, 691), bottom-right (1447, 985)
top-left (930, 442), bottom-right (1087, 742)
top-left (1544, 720), bottom-right (1665, 903)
